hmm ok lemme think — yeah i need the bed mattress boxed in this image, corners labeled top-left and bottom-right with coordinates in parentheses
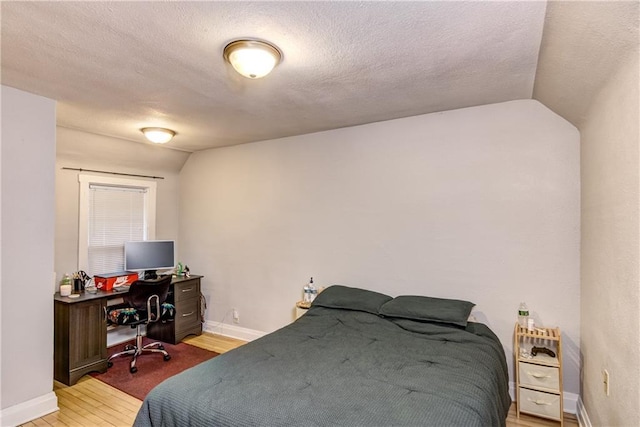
top-left (134, 304), bottom-right (510, 426)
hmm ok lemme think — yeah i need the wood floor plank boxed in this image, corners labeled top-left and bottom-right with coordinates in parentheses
top-left (54, 385), bottom-right (137, 425)
top-left (51, 409), bottom-right (87, 427)
top-left (67, 380), bottom-right (141, 415)
top-left (41, 410), bottom-right (69, 427)
top-left (75, 379), bottom-right (141, 411)
top-left (55, 399), bottom-right (109, 427)
top-left (183, 332), bottom-right (245, 354)
top-left (23, 333), bottom-right (579, 427)
top-left (55, 384), bottom-right (103, 408)
top-left (30, 418), bottom-right (53, 427)
top-left (56, 394), bottom-right (115, 427)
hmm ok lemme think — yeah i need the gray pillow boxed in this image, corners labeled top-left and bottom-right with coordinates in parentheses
top-left (311, 285), bottom-right (392, 314)
top-left (379, 295), bottom-right (475, 327)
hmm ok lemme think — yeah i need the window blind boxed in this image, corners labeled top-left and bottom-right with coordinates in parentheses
top-left (88, 184), bottom-right (147, 275)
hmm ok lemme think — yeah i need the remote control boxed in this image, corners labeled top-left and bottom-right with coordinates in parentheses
top-left (531, 346), bottom-right (556, 358)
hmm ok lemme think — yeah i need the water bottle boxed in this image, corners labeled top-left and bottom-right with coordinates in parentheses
top-left (518, 302), bottom-right (529, 328)
top-left (303, 282), bottom-right (311, 303)
top-left (308, 277), bottom-right (317, 302)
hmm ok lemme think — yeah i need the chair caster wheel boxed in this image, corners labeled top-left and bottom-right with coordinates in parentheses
top-left (125, 344), bottom-right (134, 351)
top-left (164, 354), bottom-right (171, 361)
top-left (107, 361), bottom-right (113, 368)
top-left (130, 366), bottom-right (138, 374)
top-left (158, 345), bottom-right (164, 350)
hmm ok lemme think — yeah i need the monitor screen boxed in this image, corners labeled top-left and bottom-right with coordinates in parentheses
top-left (124, 240), bottom-right (175, 274)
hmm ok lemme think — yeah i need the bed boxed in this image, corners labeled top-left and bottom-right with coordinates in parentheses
top-left (134, 285), bottom-right (511, 427)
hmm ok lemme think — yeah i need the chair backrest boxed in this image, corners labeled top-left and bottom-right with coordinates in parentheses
top-left (124, 275), bottom-right (172, 311)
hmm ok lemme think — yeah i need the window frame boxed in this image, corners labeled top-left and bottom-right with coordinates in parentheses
top-left (78, 174), bottom-right (157, 272)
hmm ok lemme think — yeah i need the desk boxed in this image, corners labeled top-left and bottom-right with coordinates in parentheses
top-left (54, 275), bottom-right (202, 386)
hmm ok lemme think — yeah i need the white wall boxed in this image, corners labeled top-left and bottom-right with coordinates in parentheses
top-left (0, 87), bottom-right (3, 417)
top-left (0, 86), bottom-right (58, 425)
top-left (580, 51), bottom-right (639, 426)
top-left (55, 127), bottom-right (190, 285)
top-left (179, 99), bottom-right (581, 395)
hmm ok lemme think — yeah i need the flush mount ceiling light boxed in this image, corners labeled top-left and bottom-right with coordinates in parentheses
top-left (141, 127), bottom-right (175, 144)
top-left (223, 39), bottom-right (282, 79)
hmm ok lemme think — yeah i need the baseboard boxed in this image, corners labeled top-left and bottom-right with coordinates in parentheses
top-left (0, 391), bottom-right (58, 427)
top-left (576, 396), bottom-right (593, 427)
top-left (509, 381), bottom-right (579, 414)
top-left (203, 321), bottom-right (266, 342)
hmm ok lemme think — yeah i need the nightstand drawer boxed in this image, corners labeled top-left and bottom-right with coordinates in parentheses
top-left (519, 362), bottom-right (560, 391)
top-left (519, 388), bottom-right (561, 420)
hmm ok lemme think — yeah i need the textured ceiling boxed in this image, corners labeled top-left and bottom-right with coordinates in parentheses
top-left (2, 2), bottom-right (637, 153)
top-left (1, 1), bottom-right (547, 152)
top-left (534, 1), bottom-right (639, 127)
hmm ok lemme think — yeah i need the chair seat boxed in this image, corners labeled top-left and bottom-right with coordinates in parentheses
top-left (107, 303), bottom-right (175, 326)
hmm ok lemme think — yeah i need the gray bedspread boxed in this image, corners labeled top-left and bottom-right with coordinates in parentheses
top-left (134, 306), bottom-right (511, 426)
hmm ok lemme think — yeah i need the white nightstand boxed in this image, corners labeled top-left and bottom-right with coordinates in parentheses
top-left (514, 323), bottom-right (563, 426)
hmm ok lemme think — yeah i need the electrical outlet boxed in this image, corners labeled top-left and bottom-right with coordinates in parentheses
top-left (232, 308), bottom-right (239, 323)
top-left (603, 369), bottom-right (610, 396)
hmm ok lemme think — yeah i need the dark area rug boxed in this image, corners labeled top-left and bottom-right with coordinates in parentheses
top-left (91, 339), bottom-right (218, 401)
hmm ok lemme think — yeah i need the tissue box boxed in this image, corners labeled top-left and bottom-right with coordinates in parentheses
top-left (94, 271), bottom-right (138, 291)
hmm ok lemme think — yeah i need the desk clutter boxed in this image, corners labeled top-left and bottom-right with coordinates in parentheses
top-left (58, 262), bottom-right (192, 297)
top-left (59, 270), bottom-right (92, 295)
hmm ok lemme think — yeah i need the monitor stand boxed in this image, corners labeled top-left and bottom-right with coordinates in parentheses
top-left (143, 270), bottom-right (158, 280)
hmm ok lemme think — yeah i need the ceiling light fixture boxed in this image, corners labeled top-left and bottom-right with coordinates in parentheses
top-left (223, 39), bottom-right (282, 79)
top-left (141, 127), bottom-right (175, 144)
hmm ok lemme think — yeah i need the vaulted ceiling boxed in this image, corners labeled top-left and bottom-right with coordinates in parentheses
top-left (1, 1), bottom-right (637, 152)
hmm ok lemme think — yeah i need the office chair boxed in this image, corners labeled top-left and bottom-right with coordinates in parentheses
top-left (106, 275), bottom-right (174, 373)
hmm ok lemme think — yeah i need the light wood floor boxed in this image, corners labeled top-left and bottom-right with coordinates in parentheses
top-left (24, 333), bottom-right (577, 427)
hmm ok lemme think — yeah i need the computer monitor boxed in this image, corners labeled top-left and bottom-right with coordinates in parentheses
top-left (124, 240), bottom-right (175, 279)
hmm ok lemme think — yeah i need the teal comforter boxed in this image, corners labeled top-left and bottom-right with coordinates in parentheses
top-left (134, 306), bottom-right (510, 426)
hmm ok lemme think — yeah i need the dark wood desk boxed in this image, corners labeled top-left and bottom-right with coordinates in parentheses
top-left (54, 275), bottom-right (202, 386)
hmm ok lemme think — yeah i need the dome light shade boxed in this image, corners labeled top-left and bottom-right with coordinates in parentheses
top-left (223, 39), bottom-right (282, 79)
top-left (141, 127), bottom-right (175, 144)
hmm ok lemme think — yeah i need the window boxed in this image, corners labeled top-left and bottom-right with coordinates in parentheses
top-left (78, 175), bottom-right (157, 275)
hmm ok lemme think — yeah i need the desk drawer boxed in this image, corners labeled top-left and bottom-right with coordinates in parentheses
top-left (519, 388), bottom-right (561, 420)
top-left (174, 279), bottom-right (200, 302)
top-left (519, 362), bottom-right (560, 392)
top-left (176, 297), bottom-right (200, 329)
top-left (147, 276), bottom-right (203, 344)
